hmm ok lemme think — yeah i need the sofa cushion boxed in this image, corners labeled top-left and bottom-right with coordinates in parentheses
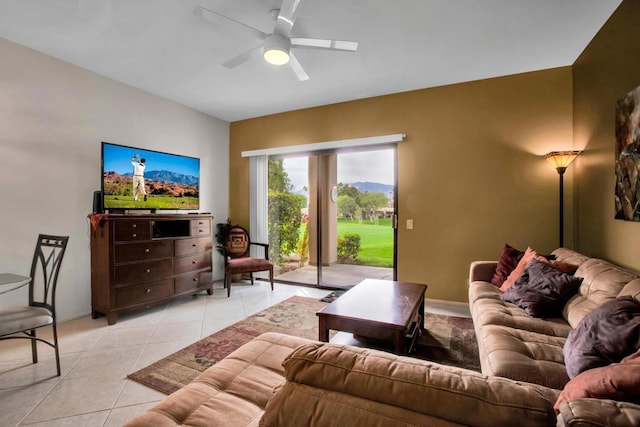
top-left (123, 333), bottom-right (313, 427)
top-left (472, 297), bottom-right (572, 337)
top-left (501, 258), bottom-right (582, 318)
top-left (491, 243), bottom-right (524, 287)
top-left (477, 324), bottom-right (569, 389)
top-left (551, 248), bottom-right (591, 266)
top-left (555, 348), bottom-right (640, 411)
top-left (563, 258), bottom-right (638, 328)
top-left (564, 296), bottom-right (640, 379)
top-left (261, 382), bottom-right (458, 427)
top-left (557, 398), bottom-right (640, 427)
top-left (264, 342), bottom-right (559, 427)
top-left (619, 278), bottom-right (640, 301)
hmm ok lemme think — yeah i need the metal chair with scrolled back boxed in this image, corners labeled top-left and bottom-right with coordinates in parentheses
top-left (220, 226), bottom-right (273, 298)
top-left (0, 234), bottom-right (69, 377)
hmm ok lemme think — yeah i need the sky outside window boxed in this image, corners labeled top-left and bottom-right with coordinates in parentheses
top-left (283, 149), bottom-right (394, 192)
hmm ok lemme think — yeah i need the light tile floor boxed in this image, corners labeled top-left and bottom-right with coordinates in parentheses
top-left (0, 281), bottom-right (470, 426)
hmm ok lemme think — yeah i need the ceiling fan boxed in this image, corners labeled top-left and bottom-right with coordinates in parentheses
top-left (194, 0), bottom-right (358, 81)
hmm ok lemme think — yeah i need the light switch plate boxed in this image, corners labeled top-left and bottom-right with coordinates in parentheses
top-left (407, 219), bottom-right (414, 230)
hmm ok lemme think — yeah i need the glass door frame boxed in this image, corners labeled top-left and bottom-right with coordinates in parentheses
top-left (270, 145), bottom-right (398, 288)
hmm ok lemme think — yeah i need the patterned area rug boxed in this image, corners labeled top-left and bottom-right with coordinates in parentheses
top-left (128, 296), bottom-right (479, 395)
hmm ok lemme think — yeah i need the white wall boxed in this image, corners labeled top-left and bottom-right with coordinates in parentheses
top-left (0, 38), bottom-right (229, 322)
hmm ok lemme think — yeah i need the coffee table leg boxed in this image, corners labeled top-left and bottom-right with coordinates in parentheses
top-left (318, 316), bottom-right (329, 342)
top-left (419, 298), bottom-right (425, 332)
top-left (394, 332), bottom-right (405, 355)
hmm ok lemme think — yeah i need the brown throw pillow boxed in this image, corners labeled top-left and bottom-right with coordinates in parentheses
top-left (554, 348), bottom-right (640, 412)
top-left (491, 244), bottom-right (525, 287)
top-left (537, 256), bottom-right (578, 275)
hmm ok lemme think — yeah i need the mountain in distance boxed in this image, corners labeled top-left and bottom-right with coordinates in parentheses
top-left (346, 181), bottom-right (394, 195)
top-left (123, 170), bottom-right (198, 186)
top-left (292, 182), bottom-right (393, 196)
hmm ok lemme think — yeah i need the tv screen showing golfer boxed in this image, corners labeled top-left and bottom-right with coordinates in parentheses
top-left (101, 142), bottom-right (200, 210)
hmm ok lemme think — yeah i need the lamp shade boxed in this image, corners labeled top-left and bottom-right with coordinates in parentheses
top-left (263, 34), bottom-right (291, 65)
top-left (544, 151), bottom-right (581, 170)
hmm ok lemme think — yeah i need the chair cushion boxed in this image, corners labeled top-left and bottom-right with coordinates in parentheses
top-left (227, 257), bottom-right (272, 274)
top-left (0, 306), bottom-right (53, 336)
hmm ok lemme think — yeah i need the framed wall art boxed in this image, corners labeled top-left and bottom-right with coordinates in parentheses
top-left (615, 84), bottom-right (640, 221)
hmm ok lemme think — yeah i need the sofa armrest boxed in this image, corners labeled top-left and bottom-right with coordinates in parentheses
top-left (469, 261), bottom-right (497, 283)
top-left (261, 342), bottom-right (558, 427)
top-left (557, 398), bottom-right (640, 427)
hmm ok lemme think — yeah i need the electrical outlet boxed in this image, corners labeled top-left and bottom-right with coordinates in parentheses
top-left (406, 219), bottom-right (414, 230)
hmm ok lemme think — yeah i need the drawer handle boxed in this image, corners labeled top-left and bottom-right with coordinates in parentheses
top-left (132, 233), bottom-right (137, 238)
top-left (193, 277), bottom-right (198, 282)
top-left (145, 248), bottom-right (150, 253)
top-left (145, 289), bottom-right (151, 294)
top-left (199, 229), bottom-right (204, 233)
top-left (198, 221), bottom-right (204, 225)
top-left (192, 243), bottom-right (197, 247)
top-left (146, 269), bottom-right (151, 273)
top-left (132, 224), bottom-right (137, 228)
top-left (192, 260), bottom-right (197, 264)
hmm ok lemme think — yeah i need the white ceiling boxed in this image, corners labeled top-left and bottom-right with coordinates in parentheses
top-left (0, 0), bottom-right (622, 122)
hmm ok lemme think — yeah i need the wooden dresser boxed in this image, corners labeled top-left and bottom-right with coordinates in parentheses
top-left (90, 213), bottom-right (214, 324)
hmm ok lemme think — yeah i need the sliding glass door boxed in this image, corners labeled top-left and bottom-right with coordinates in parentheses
top-left (269, 147), bottom-right (396, 288)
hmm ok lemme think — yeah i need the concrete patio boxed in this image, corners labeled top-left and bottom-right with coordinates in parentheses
top-left (275, 263), bottom-right (393, 288)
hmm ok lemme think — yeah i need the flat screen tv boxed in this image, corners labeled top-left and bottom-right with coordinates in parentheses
top-left (101, 142), bottom-right (200, 211)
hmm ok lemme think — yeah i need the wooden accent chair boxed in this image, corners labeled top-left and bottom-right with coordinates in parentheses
top-left (220, 226), bottom-right (273, 297)
top-left (0, 234), bottom-right (69, 376)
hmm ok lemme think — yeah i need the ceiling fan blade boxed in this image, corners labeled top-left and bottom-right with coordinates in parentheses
top-left (194, 5), bottom-right (267, 40)
top-left (222, 45), bottom-right (261, 68)
top-left (291, 38), bottom-right (358, 52)
top-left (288, 51), bottom-right (309, 81)
top-left (274, 0), bottom-right (303, 37)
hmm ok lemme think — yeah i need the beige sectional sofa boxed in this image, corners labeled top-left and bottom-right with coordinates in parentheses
top-left (126, 332), bottom-right (562, 426)
top-left (125, 248), bottom-right (640, 426)
top-left (469, 247), bottom-right (640, 423)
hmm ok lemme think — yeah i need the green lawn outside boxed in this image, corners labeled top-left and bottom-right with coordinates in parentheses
top-left (104, 194), bottom-right (199, 210)
top-left (337, 218), bottom-right (394, 267)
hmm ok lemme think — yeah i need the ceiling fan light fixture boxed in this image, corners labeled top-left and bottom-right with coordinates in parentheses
top-left (263, 33), bottom-right (291, 65)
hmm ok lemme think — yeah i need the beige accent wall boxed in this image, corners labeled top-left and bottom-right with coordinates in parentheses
top-left (573, 0), bottom-right (640, 271)
top-left (0, 38), bottom-right (229, 322)
top-left (230, 68), bottom-right (573, 302)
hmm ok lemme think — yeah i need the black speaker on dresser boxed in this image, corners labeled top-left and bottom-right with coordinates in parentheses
top-left (92, 191), bottom-right (103, 214)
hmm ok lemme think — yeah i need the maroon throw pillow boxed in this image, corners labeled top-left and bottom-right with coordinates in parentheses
top-left (491, 244), bottom-right (524, 287)
top-left (554, 348), bottom-right (640, 412)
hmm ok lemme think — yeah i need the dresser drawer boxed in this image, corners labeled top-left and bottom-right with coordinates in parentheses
top-left (114, 220), bottom-right (151, 241)
top-left (174, 237), bottom-right (212, 257)
top-left (175, 271), bottom-right (212, 293)
top-left (115, 240), bottom-right (172, 263)
top-left (114, 260), bottom-right (173, 285)
top-left (174, 253), bottom-right (211, 274)
top-left (190, 219), bottom-right (210, 237)
top-left (116, 279), bottom-right (174, 307)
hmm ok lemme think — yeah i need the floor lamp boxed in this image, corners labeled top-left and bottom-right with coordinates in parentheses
top-left (544, 151), bottom-right (581, 248)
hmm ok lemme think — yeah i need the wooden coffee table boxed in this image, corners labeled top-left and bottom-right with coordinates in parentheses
top-left (316, 279), bottom-right (428, 355)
